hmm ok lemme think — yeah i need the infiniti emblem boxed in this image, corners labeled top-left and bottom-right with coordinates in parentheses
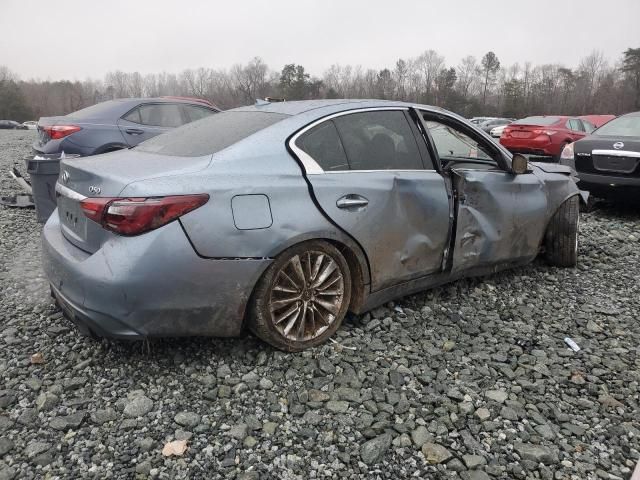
top-left (613, 142), bottom-right (624, 150)
top-left (61, 170), bottom-right (70, 183)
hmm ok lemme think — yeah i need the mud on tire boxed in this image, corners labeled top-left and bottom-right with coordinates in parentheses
top-left (248, 240), bottom-right (352, 352)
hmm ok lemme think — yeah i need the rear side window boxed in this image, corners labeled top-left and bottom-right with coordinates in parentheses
top-left (568, 119), bottom-right (584, 132)
top-left (138, 104), bottom-right (184, 127)
top-left (183, 105), bottom-right (215, 122)
top-left (136, 111), bottom-right (287, 157)
top-left (297, 121), bottom-right (349, 171)
top-left (333, 111), bottom-right (424, 170)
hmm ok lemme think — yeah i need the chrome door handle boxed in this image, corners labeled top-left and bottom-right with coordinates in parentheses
top-left (336, 195), bottom-right (368, 209)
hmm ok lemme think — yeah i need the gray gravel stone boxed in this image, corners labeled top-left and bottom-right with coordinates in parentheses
top-left (174, 411), bottom-right (201, 428)
top-left (0, 437), bottom-right (14, 456)
top-left (360, 432), bottom-right (392, 464)
top-left (422, 442), bottom-right (452, 464)
top-left (514, 442), bottom-right (559, 465)
top-left (123, 394), bottom-right (153, 418)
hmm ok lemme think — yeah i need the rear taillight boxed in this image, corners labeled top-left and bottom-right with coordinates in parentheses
top-left (43, 125), bottom-right (81, 140)
top-left (532, 129), bottom-right (556, 136)
top-left (79, 194), bottom-right (209, 236)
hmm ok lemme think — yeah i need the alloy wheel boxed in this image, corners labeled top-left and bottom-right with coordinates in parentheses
top-left (268, 250), bottom-right (345, 342)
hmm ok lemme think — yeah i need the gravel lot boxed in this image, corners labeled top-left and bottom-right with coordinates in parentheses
top-left (0, 129), bottom-right (639, 480)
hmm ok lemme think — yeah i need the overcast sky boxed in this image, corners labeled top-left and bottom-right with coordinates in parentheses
top-left (1, 0), bottom-right (639, 81)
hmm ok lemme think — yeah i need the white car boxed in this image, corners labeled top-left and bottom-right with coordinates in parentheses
top-left (22, 121), bottom-right (37, 130)
top-left (490, 124), bottom-right (508, 138)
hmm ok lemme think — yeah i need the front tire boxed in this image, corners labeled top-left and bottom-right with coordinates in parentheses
top-left (545, 196), bottom-right (579, 267)
top-left (248, 240), bottom-right (352, 351)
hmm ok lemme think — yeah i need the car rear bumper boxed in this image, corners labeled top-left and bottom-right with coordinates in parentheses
top-left (575, 172), bottom-right (640, 198)
top-left (500, 136), bottom-right (556, 156)
top-left (42, 212), bottom-right (272, 339)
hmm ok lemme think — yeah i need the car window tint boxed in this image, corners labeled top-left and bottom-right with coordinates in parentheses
top-left (137, 104), bottom-right (184, 127)
top-left (568, 119), bottom-right (584, 132)
top-left (123, 108), bottom-right (142, 124)
top-left (297, 121), bottom-right (349, 171)
top-left (184, 105), bottom-right (215, 123)
top-left (333, 111), bottom-right (423, 170)
top-left (424, 119), bottom-right (495, 165)
top-left (136, 111), bottom-right (287, 157)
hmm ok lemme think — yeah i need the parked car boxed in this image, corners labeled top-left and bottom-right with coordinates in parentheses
top-left (26, 97), bottom-right (219, 223)
top-left (500, 115), bottom-right (592, 161)
top-left (469, 116), bottom-right (495, 125)
top-left (43, 100), bottom-right (581, 351)
top-left (479, 118), bottom-right (512, 135)
top-left (490, 124), bottom-right (510, 138)
top-left (579, 114), bottom-right (616, 129)
top-left (22, 121), bottom-right (38, 130)
top-left (34, 97), bottom-right (219, 157)
top-left (560, 111), bottom-right (640, 198)
top-left (0, 120), bottom-right (28, 129)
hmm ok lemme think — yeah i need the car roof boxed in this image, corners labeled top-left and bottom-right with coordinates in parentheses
top-left (233, 99), bottom-right (446, 118)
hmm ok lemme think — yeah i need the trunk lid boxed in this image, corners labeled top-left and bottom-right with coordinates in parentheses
top-left (56, 149), bottom-right (212, 253)
top-left (505, 124), bottom-right (540, 139)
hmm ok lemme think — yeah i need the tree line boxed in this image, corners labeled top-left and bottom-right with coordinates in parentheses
top-left (1, 48), bottom-right (640, 122)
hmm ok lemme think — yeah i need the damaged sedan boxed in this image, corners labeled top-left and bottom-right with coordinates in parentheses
top-left (42, 100), bottom-right (582, 351)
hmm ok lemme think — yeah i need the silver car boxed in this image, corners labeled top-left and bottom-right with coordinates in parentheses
top-left (42, 100), bottom-right (582, 351)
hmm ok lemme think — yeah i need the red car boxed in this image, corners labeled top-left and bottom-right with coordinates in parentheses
top-left (500, 116), bottom-right (592, 161)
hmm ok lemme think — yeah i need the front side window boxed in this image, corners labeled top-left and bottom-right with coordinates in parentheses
top-left (297, 121), bottom-right (349, 171)
top-left (333, 111), bottom-right (424, 170)
top-left (424, 118), bottom-right (496, 167)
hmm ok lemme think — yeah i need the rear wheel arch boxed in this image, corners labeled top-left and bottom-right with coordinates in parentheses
top-left (94, 143), bottom-right (128, 155)
top-left (263, 235), bottom-right (369, 312)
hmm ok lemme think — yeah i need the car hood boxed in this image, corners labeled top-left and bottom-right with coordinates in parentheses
top-left (574, 135), bottom-right (640, 154)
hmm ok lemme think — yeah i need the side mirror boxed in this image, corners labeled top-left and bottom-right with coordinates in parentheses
top-left (511, 154), bottom-right (529, 174)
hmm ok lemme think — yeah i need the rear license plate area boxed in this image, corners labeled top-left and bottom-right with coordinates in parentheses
top-left (511, 131), bottom-right (530, 138)
top-left (592, 155), bottom-right (638, 174)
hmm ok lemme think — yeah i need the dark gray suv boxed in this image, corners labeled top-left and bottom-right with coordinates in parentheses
top-left (33, 97), bottom-right (219, 157)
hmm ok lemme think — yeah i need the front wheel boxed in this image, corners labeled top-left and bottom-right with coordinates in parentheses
top-left (545, 196), bottom-right (579, 267)
top-left (248, 240), bottom-right (352, 351)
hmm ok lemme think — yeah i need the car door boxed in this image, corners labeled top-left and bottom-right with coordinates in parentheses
top-left (117, 103), bottom-right (185, 146)
top-left (291, 108), bottom-right (452, 291)
top-left (416, 110), bottom-right (549, 273)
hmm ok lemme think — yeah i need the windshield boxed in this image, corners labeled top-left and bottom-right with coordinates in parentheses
top-left (594, 115), bottom-right (640, 137)
top-left (513, 116), bottom-right (560, 126)
top-left (136, 111), bottom-right (288, 157)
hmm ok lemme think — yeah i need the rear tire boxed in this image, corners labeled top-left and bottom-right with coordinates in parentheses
top-left (545, 196), bottom-right (579, 267)
top-left (248, 240), bottom-right (351, 352)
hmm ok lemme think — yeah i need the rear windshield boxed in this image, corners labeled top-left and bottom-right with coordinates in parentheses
top-left (513, 116), bottom-right (560, 126)
top-left (594, 115), bottom-right (640, 137)
top-left (69, 101), bottom-right (120, 119)
top-left (136, 111), bottom-right (288, 157)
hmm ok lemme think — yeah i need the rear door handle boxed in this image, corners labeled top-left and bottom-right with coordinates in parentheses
top-left (125, 128), bottom-right (144, 135)
top-left (336, 194), bottom-right (369, 210)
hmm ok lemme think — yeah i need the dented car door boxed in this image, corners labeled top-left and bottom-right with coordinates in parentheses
top-left (416, 110), bottom-right (548, 273)
top-left (449, 168), bottom-right (547, 272)
top-left (292, 108), bottom-right (452, 291)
